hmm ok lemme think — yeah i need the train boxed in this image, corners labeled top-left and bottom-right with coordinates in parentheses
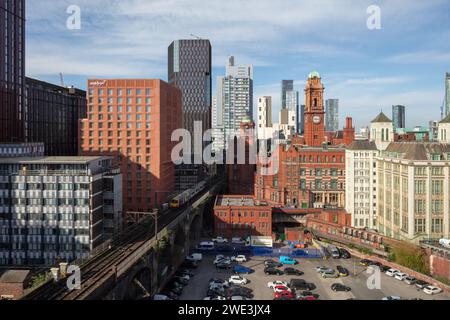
top-left (169, 181), bottom-right (207, 209)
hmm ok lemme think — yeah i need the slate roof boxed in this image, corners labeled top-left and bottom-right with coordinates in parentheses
top-left (371, 112), bottom-right (392, 123)
top-left (383, 142), bottom-right (450, 160)
top-left (347, 140), bottom-right (378, 150)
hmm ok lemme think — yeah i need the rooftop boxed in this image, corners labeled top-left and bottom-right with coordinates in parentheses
top-left (0, 270), bottom-right (30, 284)
top-left (0, 156), bottom-right (111, 165)
top-left (347, 140), bottom-right (378, 151)
top-left (371, 112), bottom-right (392, 123)
top-left (308, 71), bottom-right (321, 79)
top-left (382, 142), bottom-right (450, 161)
top-left (440, 113), bottom-right (450, 124)
top-left (215, 195), bottom-right (269, 207)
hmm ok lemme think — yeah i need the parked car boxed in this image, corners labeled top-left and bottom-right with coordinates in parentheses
top-left (214, 257), bottom-right (231, 265)
top-left (337, 266), bottom-right (349, 277)
top-left (216, 262), bottom-right (233, 270)
top-left (159, 291), bottom-right (179, 300)
top-left (316, 266), bottom-right (333, 273)
top-left (209, 278), bottom-right (228, 286)
top-left (331, 283), bottom-right (351, 292)
top-left (173, 277), bottom-right (188, 285)
top-left (359, 259), bottom-right (372, 266)
top-left (290, 279), bottom-right (315, 291)
top-left (368, 261), bottom-right (383, 268)
top-left (231, 255), bottom-right (247, 263)
top-left (204, 296), bottom-right (226, 301)
top-left (328, 246), bottom-right (341, 259)
top-left (228, 275), bottom-right (249, 285)
top-left (423, 286), bottom-right (443, 295)
top-left (394, 272), bottom-right (409, 281)
top-left (231, 237), bottom-right (246, 245)
top-left (279, 256), bottom-right (298, 265)
top-left (404, 276), bottom-right (417, 285)
top-left (274, 291), bottom-right (294, 299)
top-left (210, 283), bottom-right (227, 291)
top-left (321, 270), bottom-right (339, 278)
top-left (385, 269), bottom-right (400, 277)
top-left (298, 291), bottom-right (320, 299)
top-left (265, 260), bottom-right (283, 268)
top-left (382, 296), bottom-right (401, 301)
top-left (233, 265), bottom-right (254, 274)
top-left (230, 296), bottom-right (251, 301)
top-left (153, 294), bottom-right (171, 301)
top-left (227, 288), bottom-right (254, 299)
top-left (284, 267), bottom-right (304, 276)
top-left (415, 280), bottom-right (430, 289)
top-left (298, 295), bottom-right (318, 301)
top-left (207, 289), bottom-right (225, 297)
top-left (273, 285), bottom-right (292, 293)
top-left (338, 248), bottom-right (351, 259)
top-left (212, 236), bottom-right (228, 244)
top-left (264, 267), bottom-right (284, 276)
top-left (268, 281), bottom-right (288, 289)
top-left (174, 274), bottom-right (190, 281)
top-left (186, 253), bottom-right (203, 262)
top-left (176, 270), bottom-right (194, 278)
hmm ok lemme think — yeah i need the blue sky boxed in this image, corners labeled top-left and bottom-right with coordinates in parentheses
top-left (26, 0), bottom-right (450, 128)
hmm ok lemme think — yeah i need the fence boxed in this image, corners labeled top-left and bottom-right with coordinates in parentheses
top-left (195, 244), bottom-right (323, 259)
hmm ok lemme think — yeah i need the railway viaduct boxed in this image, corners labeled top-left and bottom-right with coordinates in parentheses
top-left (23, 178), bottom-right (224, 300)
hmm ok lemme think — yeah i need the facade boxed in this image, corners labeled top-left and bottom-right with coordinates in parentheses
top-left (255, 142), bottom-right (346, 209)
top-left (438, 113), bottom-right (450, 144)
top-left (429, 120), bottom-right (440, 142)
top-left (211, 96), bottom-right (224, 153)
top-left (0, 156), bottom-right (122, 266)
top-left (216, 57), bottom-right (254, 149)
top-left (0, 0), bottom-right (25, 143)
top-left (376, 142), bottom-right (450, 243)
top-left (281, 80), bottom-right (294, 109)
top-left (370, 112), bottom-right (394, 151)
top-left (80, 79), bottom-right (182, 213)
top-left (213, 195), bottom-right (272, 238)
top-left (392, 105), bottom-right (406, 129)
top-left (299, 105), bottom-right (305, 134)
top-left (257, 96), bottom-right (273, 140)
top-left (445, 73), bottom-right (450, 118)
top-left (303, 71), bottom-right (326, 147)
top-left (286, 90), bottom-right (300, 133)
top-left (345, 140), bottom-right (379, 229)
top-left (325, 99), bottom-right (339, 132)
top-left (0, 143), bottom-right (44, 158)
top-left (227, 117), bottom-right (256, 195)
top-left (25, 78), bottom-right (87, 156)
top-left (168, 39), bottom-right (212, 137)
top-left (395, 127), bottom-right (430, 142)
top-left (278, 108), bottom-right (297, 139)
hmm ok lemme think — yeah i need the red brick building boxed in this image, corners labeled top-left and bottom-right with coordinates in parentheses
top-left (227, 116), bottom-right (257, 195)
top-left (213, 195), bottom-right (272, 238)
top-left (80, 79), bottom-right (182, 215)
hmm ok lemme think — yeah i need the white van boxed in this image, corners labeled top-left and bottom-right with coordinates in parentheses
top-left (186, 253), bottom-right (203, 262)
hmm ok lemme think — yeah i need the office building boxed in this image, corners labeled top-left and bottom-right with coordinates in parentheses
top-left (168, 39), bottom-right (212, 137)
top-left (345, 140), bottom-right (379, 229)
top-left (376, 142), bottom-right (450, 243)
top-left (281, 80), bottom-right (294, 110)
top-left (0, 143), bottom-right (44, 158)
top-left (325, 99), bottom-right (339, 132)
top-left (0, 156), bottom-right (122, 266)
top-left (25, 78), bottom-right (87, 156)
top-left (286, 90), bottom-right (300, 132)
top-left (392, 105), bottom-right (406, 129)
top-left (0, 0), bottom-right (25, 142)
top-left (80, 79), bottom-right (182, 214)
top-left (429, 120), bottom-right (440, 142)
top-left (257, 96), bottom-right (273, 140)
top-left (216, 56), bottom-right (253, 149)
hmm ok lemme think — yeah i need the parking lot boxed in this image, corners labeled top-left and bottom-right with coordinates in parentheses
top-left (179, 255), bottom-right (450, 301)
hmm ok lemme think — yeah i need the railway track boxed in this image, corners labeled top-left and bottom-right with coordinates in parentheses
top-left (24, 178), bottom-right (222, 300)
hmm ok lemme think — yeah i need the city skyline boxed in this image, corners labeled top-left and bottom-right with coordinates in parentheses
top-left (25, 0), bottom-right (450, 128)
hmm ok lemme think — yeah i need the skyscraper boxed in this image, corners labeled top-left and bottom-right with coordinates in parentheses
top-left (392, 105), bottom-right (406, 129)
top-left (325, 99), bottom-right (339, 132)
top-left (257, 96), bottom-right (273, 140)
top-left (168, 39), bottom-right (212, 137)
top-left (0, 0), bottom-right (25, 142)
top-left (300, 105), bottom-right (305, 134)
top-left (286, 90), bottom-right (299, 133)
top-left (445, 72), bottom-right (450, 118)
top-left (281, 80), bottom-right (294, 109)
top-left (215, 56), bottom-right (253, 149)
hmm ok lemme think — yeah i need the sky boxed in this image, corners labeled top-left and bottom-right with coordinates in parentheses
top-left (26, 0), bottom-right (450, 129)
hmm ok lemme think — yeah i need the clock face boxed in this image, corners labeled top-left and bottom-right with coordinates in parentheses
top-left (313, 116), bottom-right (321, 124)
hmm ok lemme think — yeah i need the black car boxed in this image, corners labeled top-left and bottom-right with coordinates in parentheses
top-left (166, 286), bottom-right (183, 296)
top-left (216, 263), bottom-right (233, 270)
top-left (226, 289), bottom-right (254, 299)
top-left (359, 259), bottom-right (372, 266)
top-left (338, 248), bottom-right (351, 259)
top-left (300, 291), bottom-right (320, 299)
top-left (415, 280), bottom-right (430, 289)
top-left (207, 289), bottom-right (225, 297)
top-left (264, 267), bottom-right (284, 275)
top-left (177, 269), bottom-right (194, 277)
top-left (331, 284), bottom-right (351, 292)
top-left (209, 278), bottom-right (227, 285)
top-left (264, 260), bottom-right (283, 268)
top-left (368, 261), bottom-right (383, 268)
top-left (160, 291), bottom-right (179, 300)
top-left (284, 268), bottom-right (304, 276)
top-left (290, 279), bottom-right (315, 291)
top-left (173, 277), bottom-right (188, 285)
top-left (167, 280), bottom-right (185, 288)
top-left (229, 285), bottom-right (253, 293)
top-left (337, 266), bottom-right (349, 277)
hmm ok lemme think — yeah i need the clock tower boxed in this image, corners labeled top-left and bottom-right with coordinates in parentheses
top-left (304, 71), bottom-right (326, 147)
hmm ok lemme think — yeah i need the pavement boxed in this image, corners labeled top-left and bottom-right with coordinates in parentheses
top-left (178, 255), bottom-right (450, 301)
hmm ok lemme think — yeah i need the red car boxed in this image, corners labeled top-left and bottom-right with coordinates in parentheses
top-left (274, 291), bottom-right (294, 299)
top-left (298, 295), bottom-right (317, 301)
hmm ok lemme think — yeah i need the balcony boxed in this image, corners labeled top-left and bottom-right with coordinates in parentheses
top-left (42, 206), bottom-right (57, 214)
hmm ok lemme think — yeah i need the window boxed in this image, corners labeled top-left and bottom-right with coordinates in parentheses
top-left (414, 219), bottom-right (426, 234)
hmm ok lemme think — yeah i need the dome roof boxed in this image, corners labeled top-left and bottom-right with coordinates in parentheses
top-left (241, 114), bottom-right (252, 123)
top-left (308, 71), bottom-right (321, 79)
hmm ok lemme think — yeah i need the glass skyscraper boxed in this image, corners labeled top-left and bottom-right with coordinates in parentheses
top-left (325, 99), bottom-right (339, 132)
top-left (281, 80), bottom-right (294, 109)
top-left (0, 0), bottom-right (25, 142)
top-left (392, 105), bottom-right (406, 129)
top-left (168, 39), bottom-right (212, 136)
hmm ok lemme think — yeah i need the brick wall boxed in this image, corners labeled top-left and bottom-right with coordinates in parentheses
top-left (0, 283), bottom-right (24, 300)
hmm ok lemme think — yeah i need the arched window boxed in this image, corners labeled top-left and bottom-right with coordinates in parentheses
top-left (314, 98), bottom-right (318, 107)
top-left (386, 129), bottom-right (389, 141)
